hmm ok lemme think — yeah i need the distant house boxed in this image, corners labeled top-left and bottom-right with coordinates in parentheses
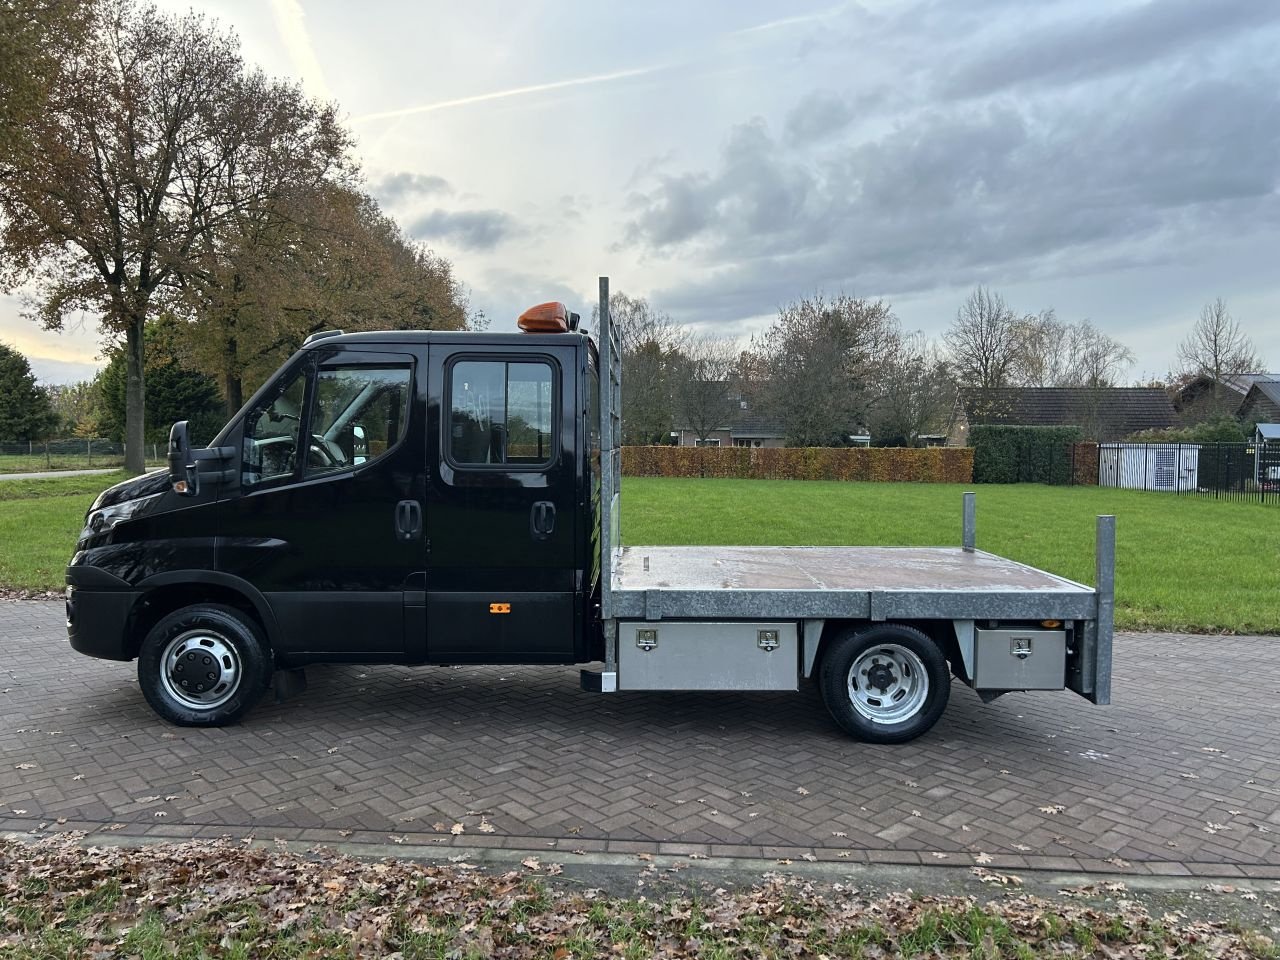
top-left (1239, 380), bottom-right (1280, 425)
top-left (949, 387), bottom-right (1177, 444)
top-left (675, 396), bottom-right (787, 448)
top-left (1176, 372), bottom-right (1280, 419)
top-left (674, 396), bottom-right (870, 448)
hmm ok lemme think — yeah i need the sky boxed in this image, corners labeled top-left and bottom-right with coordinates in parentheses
top-left (6, 0), bottom-right (1280, 385)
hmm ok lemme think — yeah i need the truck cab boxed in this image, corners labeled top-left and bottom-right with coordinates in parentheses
top-left (66, 303), bottom-right (605, 725)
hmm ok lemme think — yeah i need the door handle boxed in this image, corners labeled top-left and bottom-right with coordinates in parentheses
top-left (395, 500), bottom-right (422, 541)
top-left (530, 501), bottom-right (555, 540)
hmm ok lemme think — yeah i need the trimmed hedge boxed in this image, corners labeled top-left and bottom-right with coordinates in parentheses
top-left (1072, 442), bottom-right (1099, 486)
top-left (970, 425), bottom-right (1082, 484)
top-left (622, 446), bottom-right (973, 483)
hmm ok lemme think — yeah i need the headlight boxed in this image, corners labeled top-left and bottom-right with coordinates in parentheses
top-left (83, 494), bottom-right (161, 536)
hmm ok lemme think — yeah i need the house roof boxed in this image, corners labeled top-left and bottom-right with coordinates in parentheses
top-left (957, 387), bottom-right (1176, 439)
top-left (1247, 380), bottom-right (1280, 408)
top-left (1177, 371), bottom-right (1280, 402)
top-left (1257, 423), bottom-right (1280, 440)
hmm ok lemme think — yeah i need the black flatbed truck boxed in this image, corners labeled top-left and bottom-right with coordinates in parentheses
top-left (66, 277), bottom-right (1114, 743)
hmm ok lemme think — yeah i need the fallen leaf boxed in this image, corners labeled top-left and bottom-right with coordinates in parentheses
top-left (153, 812), bottom-right (166, 818)
top-left (546, 863), bottom-right (564, 876)
top-left (10, 809), bottom-right (27, 815)
top-left (326, 747), bottom-right (339, 755)
top-left (637, 853), bottom-right (653, 862)
top-left (975, 853), bottom-right (993, 864)
top-left (910, 810), bottom-right (922, 818)
top-left (135, 795), bottom-right (160, 803)
top-left (477, 820), bottom-right (496, 834)
top-left (801, 854), bottom-right (817, 862)
top-left (450, 823), bottom-right (464, 836)
top-left (796, 787), bottom-right (810, 796)
top-left (338, 830), bottom-right (353, 838)
top-left (14, 763), bottom-right (36, 770)
top-left (521, 857), bottom-right (540, 871)
top-left (71, 775), bottom-right (84, 781)
top-left (1180, 772), bottom-right (1200, 780)
top-left (932, 852), bottom-right (949, 859)
top-left (1105, 856), bottom-right (1131, 868)
top-left (1013, 843), bottom-right (1031, 852)
top-left (832, 831), bottom-right (847, 838)
top-left (837, 851), bottom-right (851, 858)
top-left (1038, 805), bottom-right (1066, 815)
top-left (777, 859), bottom-right (792, 865)
top-left (389, 835), bottom-right (407, 844)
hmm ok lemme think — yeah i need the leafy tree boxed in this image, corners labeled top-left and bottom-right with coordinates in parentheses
top-left (176, 185), bottom-right (469, 416)
top-left (593, 291), bottom-right (687, 444)
top-left (0, 343), bottom-right (58, 440)
top-left (45, 380), bottom-right (102, 436)
top-left (97, 317), bottom-right (223, 446)
top-left (674, 334), bottom-right (740, 444)
top-left (870, 333), bottom-right (955, 447)
top-left (0, 0), bottom-right (352, 472)
top-left (753, 294), bottom-right (897, 446)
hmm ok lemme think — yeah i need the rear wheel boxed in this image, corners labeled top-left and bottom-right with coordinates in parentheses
top-left (138, 604), bottom-right (271, 726)
top-left (818, 624), bottom-right (950, 744)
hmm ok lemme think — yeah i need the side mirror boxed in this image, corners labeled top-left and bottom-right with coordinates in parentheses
top-left (352, 424), bottom-right (367, 464)
top-left (168, 420), bottom-right (198, 496)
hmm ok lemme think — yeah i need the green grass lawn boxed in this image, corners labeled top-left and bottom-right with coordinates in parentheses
top-left (0, 473), bottom-right (128, 592)
top-left (1, 472), bottom-right (1275, 632)
top-left (623, 478), bottom-right (1280, 635)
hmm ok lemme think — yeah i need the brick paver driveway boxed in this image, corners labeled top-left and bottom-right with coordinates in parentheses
top-left (2, 602), bottom-right (1277, 877)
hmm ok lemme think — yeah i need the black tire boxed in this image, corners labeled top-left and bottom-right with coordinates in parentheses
top-left (137, 604), bottom-right (272, 726)
top-left (818, 623), bottom-right (950, 744)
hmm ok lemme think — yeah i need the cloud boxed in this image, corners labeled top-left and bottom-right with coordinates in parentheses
top-left (353, 64), bottom-right (664, 123)
top-left (622, 73), bottom-right (1280, 330)
top-left (268, 0), bottom-right (332, 101)
top-left (784, 91), bottom-right (857, 144)
top-left (942, 0), bottom-right (1280, 99)
top-left (408, 209), bottom-right (517, 251)
top-left (370, 172), bottom-right (453, 206)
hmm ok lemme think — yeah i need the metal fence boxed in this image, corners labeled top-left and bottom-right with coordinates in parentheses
top-left (1098, 442), bottom-right (1280, 505)
top-left (0, 439), bottom-right (166, 472)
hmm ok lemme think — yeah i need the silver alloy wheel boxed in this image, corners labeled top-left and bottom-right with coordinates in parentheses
top-left (846, 643), bottom-right (929, 725)
top-left (159, 629), bottom-right (242, 710)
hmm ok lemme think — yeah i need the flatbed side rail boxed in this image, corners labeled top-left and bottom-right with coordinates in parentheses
top-left (598, 276), bottom-right (622, 621)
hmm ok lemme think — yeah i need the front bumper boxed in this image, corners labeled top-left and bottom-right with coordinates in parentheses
top-left (65, 565), bottom-right (139, 662)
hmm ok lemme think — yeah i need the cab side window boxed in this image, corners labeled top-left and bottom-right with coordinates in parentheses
top-left (304, 365), bottom-right (412, 478)
top-left (243, 367), bottom-right (308, 485)
top-left (449, 359), bottom-right (554, 466)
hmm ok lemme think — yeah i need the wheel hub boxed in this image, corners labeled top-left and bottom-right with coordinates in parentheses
top-left (159, 630), bottom-right (241, 711)
top-left (847, 643), bottom-right (930, 725)
top-left (865, 660), bottom-right (897, 693)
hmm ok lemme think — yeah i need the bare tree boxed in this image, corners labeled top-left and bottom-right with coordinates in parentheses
top-left (871, 333), bottom-right (955, 446)
top-left (675, 334), bottom-right (740, 444)
top-left (593, 291), bottom-right (688, 444)
top-left (0, 0), bottom-right (353, 471)
top-left (755, 293), bottom-right (898, 446)
top-left (1176, 298), bottom-right (1263, 408)
top-left (944, 287), bottom-right (1021, 389)
top-left (1015, 312), bottom-right (1134, 387)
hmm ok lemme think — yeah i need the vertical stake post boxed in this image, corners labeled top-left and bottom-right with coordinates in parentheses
top-left (962, 491), bottom-right (976, 552)
top-left (1094, 514), bottom-right (1115, 704)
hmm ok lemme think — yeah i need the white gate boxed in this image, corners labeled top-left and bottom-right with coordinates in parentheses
top-left (1098, 444), bottom-right (1199, 492)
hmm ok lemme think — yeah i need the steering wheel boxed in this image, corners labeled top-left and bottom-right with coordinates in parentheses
top-left (307, 434), bottom-right (346, 469)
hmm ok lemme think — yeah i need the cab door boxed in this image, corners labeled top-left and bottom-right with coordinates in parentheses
top-left (425, 342), bottom-right (578, 663)
top-left (213, 346), bottom-right (425, 660)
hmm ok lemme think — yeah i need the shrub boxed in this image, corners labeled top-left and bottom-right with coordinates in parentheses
top-left (621, 446), bottom-right (973, 483)
top-left (969, 425), bottom-right (1082, 484)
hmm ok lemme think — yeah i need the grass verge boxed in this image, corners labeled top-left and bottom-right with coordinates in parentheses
top-left (0, 472), bottom-right (129, 592)
top-left (1, 838), bottom-right (1275, 959)
top-left (623, 478), bottom-right (1280, 634)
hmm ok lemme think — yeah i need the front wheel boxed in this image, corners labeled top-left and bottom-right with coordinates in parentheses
top-left (818, 624), bottom-right (950, 744)
top-left (138, 604), bottom-right (271, 726)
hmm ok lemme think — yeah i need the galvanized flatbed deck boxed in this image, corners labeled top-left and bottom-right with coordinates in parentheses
top-left (610, 545), bottom-right (1098, 621)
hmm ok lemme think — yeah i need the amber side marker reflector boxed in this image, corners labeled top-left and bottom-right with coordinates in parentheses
top-left (489, 603), bottom-right (511, 614)
top-left (517, 301), bottom-right (570, 333)
top-left (1040, 619), bottom-right (1062, 628)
